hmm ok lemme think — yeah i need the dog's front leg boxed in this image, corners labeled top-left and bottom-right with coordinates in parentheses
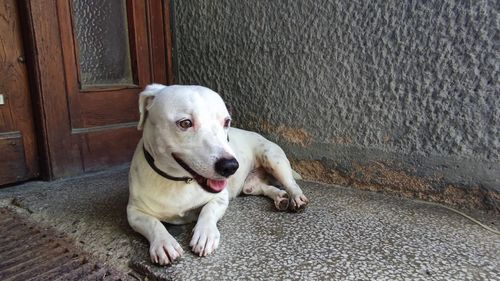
top-left (190, 193), bottom-right (229, 257)
top-left (127, 205), bottom-right (184, 265)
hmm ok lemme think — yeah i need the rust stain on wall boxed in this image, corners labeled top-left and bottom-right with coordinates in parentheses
top-left (251, 120), bottom-right (312, 146)
top-left (291, 160), bottom-right (350, 186)
top-left (351, 161), bottom-right (433, 196)
top-left (276, 126), bottom-right (311, 146)
top-left (292, 159), bottom-right (499, 212)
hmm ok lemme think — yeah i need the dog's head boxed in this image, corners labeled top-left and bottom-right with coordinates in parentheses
top-left (138, 84), bottom-right (238, 193)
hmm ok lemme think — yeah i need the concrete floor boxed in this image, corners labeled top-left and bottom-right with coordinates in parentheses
top-left (0, 166), bottom-right (498, 280)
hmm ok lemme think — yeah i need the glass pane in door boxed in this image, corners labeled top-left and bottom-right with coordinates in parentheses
top-left (71, 0), bottom-right (133, 87)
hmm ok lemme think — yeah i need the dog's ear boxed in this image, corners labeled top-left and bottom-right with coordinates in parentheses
top-left (138, 84), bottom-right (165, 130)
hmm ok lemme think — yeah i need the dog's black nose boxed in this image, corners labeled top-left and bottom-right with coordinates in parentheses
top-left (214, 158), bottom-right (239, 177)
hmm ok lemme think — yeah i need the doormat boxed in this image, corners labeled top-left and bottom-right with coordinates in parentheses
top-left (0, 208), bottom-right (133, 281)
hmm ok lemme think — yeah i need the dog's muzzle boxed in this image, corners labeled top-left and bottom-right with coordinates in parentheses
top-left (143, 145), bottom-right (239, 193)
top-left (171, 153), bottom-right (238, 193)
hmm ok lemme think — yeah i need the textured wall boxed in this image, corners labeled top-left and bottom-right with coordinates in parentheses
top-left (172, 0), bottom-right (499, 209)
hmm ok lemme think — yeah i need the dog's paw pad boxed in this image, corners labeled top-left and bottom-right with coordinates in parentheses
top-left (243, 186), bottom-right (254, 194)
top-left (274, 192), bottom-right (289, 211)
top-left (288, 194), bottom-right (309, 212)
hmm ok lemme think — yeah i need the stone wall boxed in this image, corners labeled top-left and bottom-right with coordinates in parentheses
top-left (172, 0), bottom-right (499, 210)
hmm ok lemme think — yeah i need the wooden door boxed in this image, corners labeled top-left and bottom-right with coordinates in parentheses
top-left (22, 0), bottom-right (174, 179)
top-left (0, 0), bottom-right (39, 185)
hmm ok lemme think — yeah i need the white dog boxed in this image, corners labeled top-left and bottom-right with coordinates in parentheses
top-left (127, 84), bottom-right (309, 265)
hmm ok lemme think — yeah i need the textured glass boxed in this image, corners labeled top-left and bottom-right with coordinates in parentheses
top-left (71, 0), bottom-right (133, 87)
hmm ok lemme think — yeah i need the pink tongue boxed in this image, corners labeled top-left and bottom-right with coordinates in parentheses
top-left (207, 179), bottom-right (228, 192)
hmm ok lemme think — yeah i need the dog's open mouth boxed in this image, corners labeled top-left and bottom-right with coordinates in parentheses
top-left (172, 154), bottom-right (227, 193)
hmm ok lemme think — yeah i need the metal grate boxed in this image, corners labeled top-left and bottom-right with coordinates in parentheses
top-left (0, 208), bottom-right (132, 281)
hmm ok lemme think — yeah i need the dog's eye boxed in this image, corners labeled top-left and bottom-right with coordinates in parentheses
top-left (178, 119), bottom-right (193, 129)
top-left (223, 118), bottom-right (231, 128)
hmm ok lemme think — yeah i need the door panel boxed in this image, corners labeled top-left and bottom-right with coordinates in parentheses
top-left (58, 0), bottom-right (150, 130)
top-left (57, 0), bottom-right (150, 171)
top-left (77, 91), bottom-right (140, 127)
top-left (71, 0), bottom-right (135, 87)
top-left (0, 0), bottom-right (39, 185)
top-left (81, 127), bottom-right (141, 170)
top-left (23, 0), bottom-right (174, 178)
top-left (0, 134), bottom-right (28, 185)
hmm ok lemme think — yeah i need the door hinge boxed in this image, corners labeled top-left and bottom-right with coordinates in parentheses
top-left (0, 94), bottom-right (5, 105)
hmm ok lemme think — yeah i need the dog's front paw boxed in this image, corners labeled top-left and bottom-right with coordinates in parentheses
top-left (150, 237), bottom-right (184, 265)
top-left (289, 194), bottom-right (309, 212)
top-left (275, 190), bottom-right (289, 211)
top-left (190, 223), bottom-right (220, 257)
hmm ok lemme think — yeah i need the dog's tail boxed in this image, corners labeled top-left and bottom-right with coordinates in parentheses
top-left (292, 169), bottom-right (303, 180)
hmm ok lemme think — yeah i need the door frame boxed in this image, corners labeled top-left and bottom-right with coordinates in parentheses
top-left (17, 0), bottom-right (175, 180)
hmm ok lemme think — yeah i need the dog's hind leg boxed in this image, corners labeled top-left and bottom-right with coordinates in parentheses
top-left (256, 142), bottom-right (309, 211)
top-left (242, 170), bottom-right (289, 210)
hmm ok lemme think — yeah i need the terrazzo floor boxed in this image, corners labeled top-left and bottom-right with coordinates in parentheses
top-left (0, 166), bottom-right (498, 280)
